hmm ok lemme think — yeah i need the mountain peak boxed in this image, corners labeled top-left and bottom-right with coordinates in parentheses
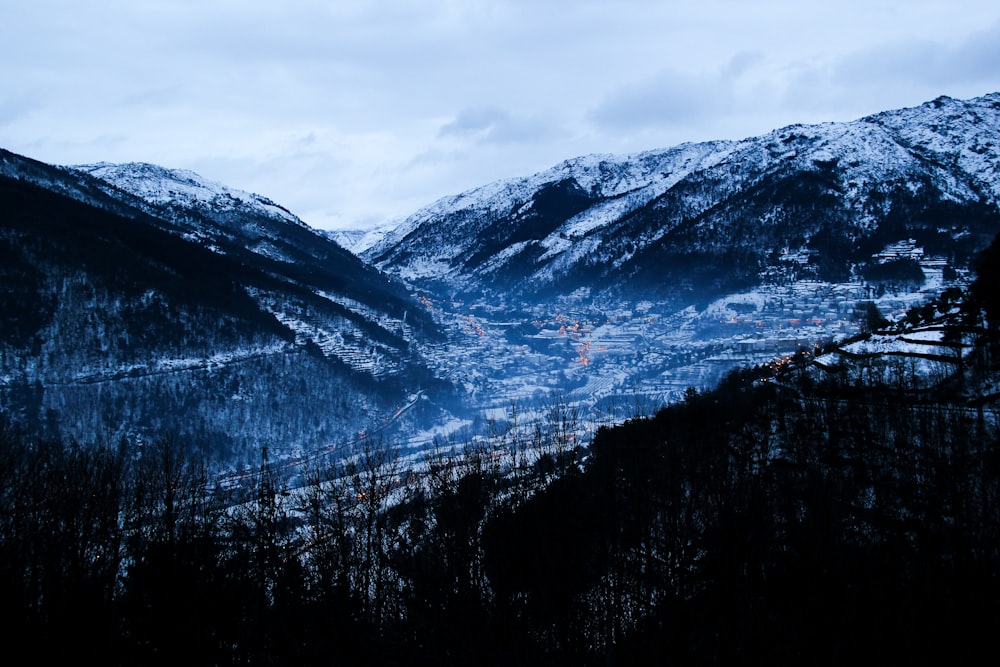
top-left (72, 161), bottom-right (304, 229)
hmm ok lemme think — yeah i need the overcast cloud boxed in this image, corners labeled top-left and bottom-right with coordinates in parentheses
top-left (2, 0), bottom-right (998, 229)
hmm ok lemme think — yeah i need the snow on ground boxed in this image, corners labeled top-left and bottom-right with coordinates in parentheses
top-left (841, 334), bottom-right (953, 358)
top-left (398, 243), bottom-right (973, 452)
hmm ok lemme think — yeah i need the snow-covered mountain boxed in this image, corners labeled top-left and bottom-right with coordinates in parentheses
top-left (0, 150), bottom-right (448, 459)
top-left (366, 93), bottom-right (1000, 304)
top-left (324, 221), bottom-right (401, 255)
top-left (70, 160), bottom-right (444, 377)
top-left (76, 162), bottom-right (304, 226)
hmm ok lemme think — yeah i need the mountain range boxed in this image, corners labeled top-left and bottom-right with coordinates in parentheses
top-left (2, 92), bottom-right (999, 461)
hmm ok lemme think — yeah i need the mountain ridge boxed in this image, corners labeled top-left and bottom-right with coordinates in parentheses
top-left (365, 92), bottom-right (1000, 303)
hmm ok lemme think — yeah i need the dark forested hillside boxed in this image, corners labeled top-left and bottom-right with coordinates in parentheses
top-left (0, 167), bottom-right (444, 458)
top-left (3, 257), bottom-right (997, 664)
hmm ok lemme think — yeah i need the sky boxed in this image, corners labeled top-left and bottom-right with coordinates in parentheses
top-left (2, 1), bottom-right (1000, 230)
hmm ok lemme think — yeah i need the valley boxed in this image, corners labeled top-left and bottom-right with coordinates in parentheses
top-left (403, 240), bottom-right (965, 449)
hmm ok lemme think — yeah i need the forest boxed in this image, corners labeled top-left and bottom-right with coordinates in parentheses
top-left (2, 241), bottom-right (1000, 665)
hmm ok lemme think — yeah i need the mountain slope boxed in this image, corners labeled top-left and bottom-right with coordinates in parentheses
top-left (366, 93), bottom-right (1000, 304)
top-left (0, 151), bottom-right (445, 458)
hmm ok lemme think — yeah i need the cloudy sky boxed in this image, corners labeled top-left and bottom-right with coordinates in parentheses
top-left (3, 1), bottom-right (999, 230)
